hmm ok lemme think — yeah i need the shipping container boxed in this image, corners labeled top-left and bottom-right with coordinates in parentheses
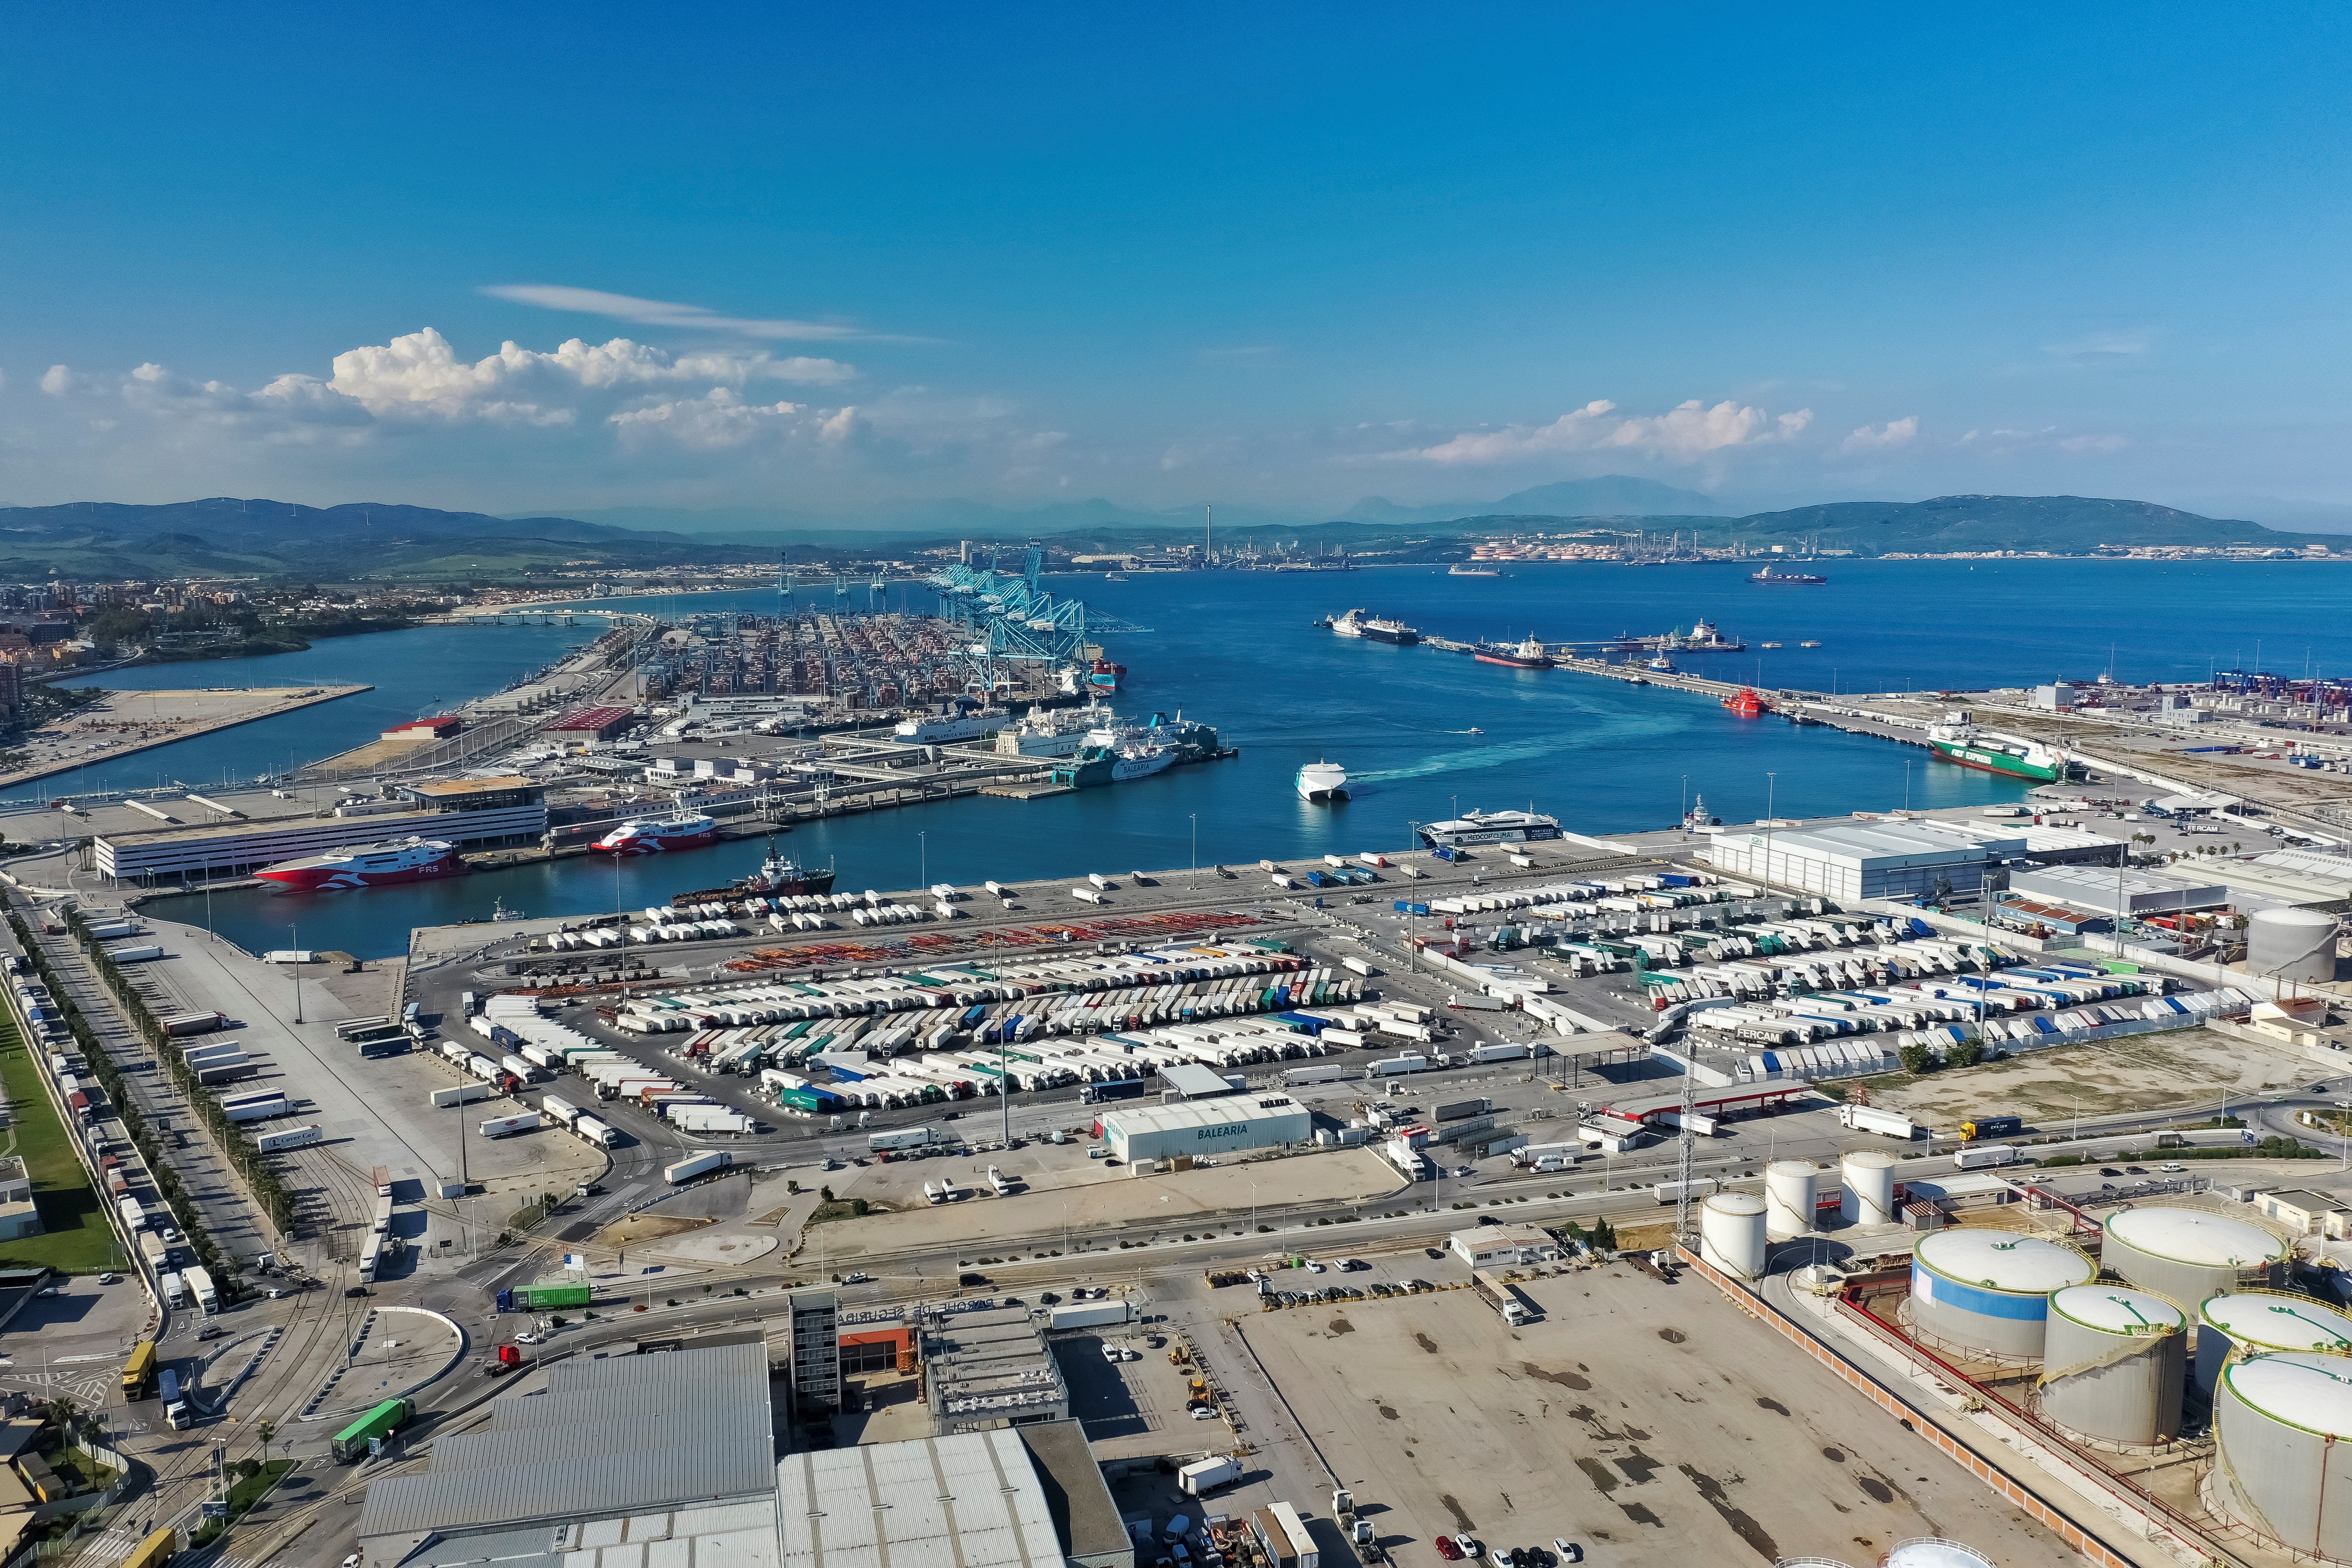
top-left (104, 944), bottom-right (165, 963)
top-left (479, 1112), bottom-right (539, 1139)
top-left (429, 1082), bottom-right (496, 1108)
top-left (1178, 1455), bottom-right (1243, 1496)
top-left (497, 1281), bottom-right (592, 1312)
top-left (252, 1124), bottom-right (322, 1153)
top-left (867, 1125), bottom-right (938, 1152)
top-left (372, 1194), bottom-right (394, 1234)
top-left (1953, 1143), bottom-right (2023, 1170)
top-left (1838, 1103), bottom-right (1921, 1140)
top-left (218, 1090), bottom-right (288, 1123)
top-left (373, 1165), bottom-right (392, 1197)
top-left (159, 1010), bottom-right (227, 1036)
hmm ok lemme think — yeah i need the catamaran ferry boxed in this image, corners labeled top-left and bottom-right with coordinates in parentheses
top-left (1417, 809), bottom-right (1563, 848)
top-left (255, 836), bottom-right (464, 891)
top-left (595, 813), bottom-right (719, 854)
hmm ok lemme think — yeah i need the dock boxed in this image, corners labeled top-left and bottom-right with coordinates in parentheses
top-left (0, 684), bottom-right (374, 793)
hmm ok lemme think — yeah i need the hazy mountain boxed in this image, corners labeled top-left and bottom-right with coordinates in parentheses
top-left (1723, 493), bottom-right (2286, 553)
top-left (1337, 475), bottom-right (1725, 525)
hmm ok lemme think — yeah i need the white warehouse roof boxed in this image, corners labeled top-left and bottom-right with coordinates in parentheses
top-left (2006, 864), bottom-right (2227, 916)
top-left (1101, 1095), bottom-right (1308, 1141)
top-left (778, 1429), bottom-right (1060, 1568)
top-left (1708, 819), bottom-right (2023, 870)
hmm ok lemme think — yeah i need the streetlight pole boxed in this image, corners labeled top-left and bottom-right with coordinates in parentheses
top-left (919, 830), bottom-right (926, 892)
top-left (1190, 814), bottom-right (1197, 872)
top-left (289, 922), bottom-right (302, 1024)
top-left (1762, 773), bottom-right (1778, 895)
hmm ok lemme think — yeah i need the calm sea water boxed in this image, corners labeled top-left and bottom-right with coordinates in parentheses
top-left (109, 558), bottom-right (2352, 957)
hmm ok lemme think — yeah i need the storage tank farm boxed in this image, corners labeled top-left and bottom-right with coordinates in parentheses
top-left (1700, 1192), bottom-right (1769, 1280)
top-left (1769, 1543), bottom-right (1995, 1568)
top-left (1840, 1149), bottom-right (1900, 1226)
top-left (1764, 1160), bottom-right (1819, 1241)
top-left (2213, 1351), bottom-right (2352, 1559)
top-left (2195, 1289), bottom-right (2352, 1396)
top-left (2037, 1285), bottom-right (2186, 1446)
top-left (2101, 1206), bottom-right (2290, 1311)
top-left (1908, 1229), bottom-right (2095, 1358)
top-left (2247, 906), bottom-right (2341, 985)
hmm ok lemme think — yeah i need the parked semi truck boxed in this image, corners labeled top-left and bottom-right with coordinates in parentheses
top-left (665, 1150), bottom-right (734, 1183)
top-left (1958, 1115), bottom-right (2023, 1141)
top-left (867, 1125), bottom-right (938, 1153)
top-left (1840, 1103), bottom-right (1923, 1140)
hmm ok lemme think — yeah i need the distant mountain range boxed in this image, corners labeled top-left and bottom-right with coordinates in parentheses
top-left (0, 485), bottom-right (2317, 582)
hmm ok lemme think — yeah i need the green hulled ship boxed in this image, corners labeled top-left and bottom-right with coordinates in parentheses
top-left (1928, 736), bottom-right (2077, 783)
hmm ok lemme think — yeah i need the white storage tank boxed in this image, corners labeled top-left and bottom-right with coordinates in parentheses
top-left (1700, 1191), bottom-right (1769, 1281)
top-left (2103, 1207), bottom-right (2289, 1311)
top-left (2213, 1351), bottom-right (2352, 1559)
top-left (2196, 1289), bottom-right (2352, 1396)
top-left (1840, 1150), bottom-right (1899, 1227)
top-left (2038, 1285), bottom-right (2185, 1446)
top-left (1879, 1544), bottom-right (1994, 1568)
top-left (2247, 906), bottom-right (2341, 985)
top-left (1765, 1160), bottom-right (1819, 1240)
top-left (1910, 1229), bottom-right (2094, 1358)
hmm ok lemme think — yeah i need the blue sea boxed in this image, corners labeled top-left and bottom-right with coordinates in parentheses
top-left (64, 557), bottom-right (2352, 958)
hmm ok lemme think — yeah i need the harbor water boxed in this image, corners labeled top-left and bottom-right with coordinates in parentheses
top-left (87, 558), bottom-right (2352, 958)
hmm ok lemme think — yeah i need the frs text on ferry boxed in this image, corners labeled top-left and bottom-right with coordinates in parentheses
top-left (255, 836), bottom-right (465, 891)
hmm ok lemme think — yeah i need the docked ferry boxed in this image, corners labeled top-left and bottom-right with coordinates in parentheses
top-left (595, 813), bottom-right (719, 854)
top-left (1331, 609), bottom-right (1421, 646)
top-left (1928, 735), bottom-right (2076, 783)
top-left (1417, 809), bottom-right (1563, 848)
top-left (255, 836), bottom-right (464, 891)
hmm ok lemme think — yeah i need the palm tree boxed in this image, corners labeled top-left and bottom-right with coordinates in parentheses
top-left (255, 1419), bottom-right (276, 1464)
top-left (47, 1393), bottom-right (81, 1442)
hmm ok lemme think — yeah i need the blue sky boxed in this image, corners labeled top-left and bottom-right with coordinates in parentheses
top-left (7, 4), bottom-right (2352, 525)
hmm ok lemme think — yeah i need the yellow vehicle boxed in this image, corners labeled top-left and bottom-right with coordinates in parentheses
top-left (121, 1340), bottom-right (157, 1397)
top-left (124, 1526), bottom-right (177, 1568)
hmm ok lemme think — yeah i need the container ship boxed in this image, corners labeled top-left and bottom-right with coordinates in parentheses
top-left (1417, 809), bottom-right (1563, 848)
top-left (1749, 564), bottom-right (1826, 585)
top-left (1330, 609), bottom-right (1421, 645)
top-left (1473, 634), bottom-right (1553, 670)
top-left (256, 836), bottom-right (464, 891)
top-left (669, 847), bottom-right (838, 907)
top-left (595, 813), bottom-right (719, 854)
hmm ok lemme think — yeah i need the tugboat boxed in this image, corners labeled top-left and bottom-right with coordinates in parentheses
top-left (1721, 687), bottom-right (1770, 718)
top-left (670, 841), bottom-right (839, 906)
top-left (1473, 634), bottom-right (1553, 670)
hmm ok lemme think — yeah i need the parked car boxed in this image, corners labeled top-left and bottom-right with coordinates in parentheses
top-left (1434, 1539), bottom-right (1462, 1562)
top-left (1553, 1542), bottom-right (1583, 1565)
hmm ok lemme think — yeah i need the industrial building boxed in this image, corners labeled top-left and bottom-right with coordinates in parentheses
top-left (2253, 1188), bottom-right (2352, 1238)
top-left (1097, 1095), bottom-right (1314, 1164)
top-left (788, 1288), bottom-right (841, 1411)
top-left (776, 1423), bottom-right (1131, 1568)
top-left (355, 1338), bottom-right (779, 1568)
top-left (2003, 864), bottom-right (2226, 918)
top-left (1449, 1223), bottom-right (1563, 1269)
top-left (0, 1160), bottom-right (37, 1242)
top-left (544, 703), bottom-right (636, 741)
top-left (1158, 1062), bottom-right (1240, 1100)
top-left (96, 775), bottom-right (548, 882)
top-left (921, 1304), bottom-right (1069, 1433)
top-left (1700, 820), bottom-right (2021, 902)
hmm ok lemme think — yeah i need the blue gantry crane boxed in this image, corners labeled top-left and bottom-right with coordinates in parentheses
top-left (924, 539), bottom-right (1149, 667)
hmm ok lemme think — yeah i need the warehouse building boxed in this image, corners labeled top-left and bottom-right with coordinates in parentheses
top-left (98, 775), bottom-right (547, 882)
top-left (1450, 1223), bottom-right (1563, 1269)
top-left (1701, 820), bottom-right (2022, 902)
top-left (2004, 864), bottom-right (2226, 918)
top-left (355, 1338), bottom-right (779, 1568)
top-left (777, 1423), bottom-right (1131, 1568)
top-left (1098, 1095), bottom-right (1314, 1164)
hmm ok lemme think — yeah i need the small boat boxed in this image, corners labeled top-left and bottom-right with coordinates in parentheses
top-left (1447, 565), bottom-right (1503, 577)
top-left (1750, 564), bottom-right (1826, 586)
top-left (491, 896), bottom-right (526, 922)
top-left (1760, 641), bottom-right (1783, 649)
top-left (1722, 687), bottom-right (1769, 718)
top-left (1647, 652), bottom-right (1675, 673)
top-left (1296, 760), bottom-right (1350, 802)
top-left (1799, 640), bottom-right (1822, 648)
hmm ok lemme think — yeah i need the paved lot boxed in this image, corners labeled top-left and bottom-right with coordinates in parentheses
top-left (1226, 1264), bottom-right (2085, 1568)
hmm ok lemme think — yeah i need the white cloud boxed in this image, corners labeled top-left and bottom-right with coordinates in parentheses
top-left (1959, 426), bottom-right (2129, 457)
top-left (320, 328), bottom-right (851, 423)
top-left (1839, 416), bottom-right (1919, 455)
top-left (2041, 328), bottom-right (2153, 364)
top-left (481, 284), bottom-right (909, 343)
top-left (1403, 398), bottom-right (1812, 464)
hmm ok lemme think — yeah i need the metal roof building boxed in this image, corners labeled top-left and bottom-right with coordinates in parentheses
top-left (1700, 820), bottom-right (2023, 902)
top-left (2004, 864), bottom-right (2226, 917)
top-left (356, 1339), bottom-right (779, 1568)
top-left (1098, 1095), bottom-right (1313, 1165)
top-left (921, 1305), bottom-right (1070, 1434)
top-left (776, 1423), bottom-right (1130, 1568)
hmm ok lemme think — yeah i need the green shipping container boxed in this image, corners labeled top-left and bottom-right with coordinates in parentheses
top-left (516, 1281), bottom-right (593, 1310)
top-left (330, 1397), bottom-right (413, 1462)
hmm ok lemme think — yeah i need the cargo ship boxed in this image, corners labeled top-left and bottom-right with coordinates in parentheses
top-left (1447, 565), bottom-right (1502, 577)
top-left (669, 846), bottom-right (837, 907)
top-left (1749, 564), bottom-right (1826, 585)
top-left (1722, 687), bottom-right (1769, 717)
top-left (1473, 634), bottom-right (1553, 670)
top-left (1296, 760), bottom-right (1349, 802)
top-left (594, 813), bottom-right (719, 854)
top-left (1928, 735), bottom-right (2076, 783)
top-left (1417, 809), bottom-right (1563, 848)
top-left (1331, 609), bottom-right (1421, 645)
top-left (256, 836), bottom-right (464, 891)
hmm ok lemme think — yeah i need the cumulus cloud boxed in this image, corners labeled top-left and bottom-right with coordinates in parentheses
top-left (1839, 416), bottom-right (1919, 455)
top-left (1959, 426), bottom-right (2129, 456)
top-left (1403, 398), bottom-right (1813, 464)
top-left (481, 284), bottom-right (915, 343)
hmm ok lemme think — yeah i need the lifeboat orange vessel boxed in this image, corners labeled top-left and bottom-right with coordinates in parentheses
top-left (1722, 686), bottom-right (1770, 717)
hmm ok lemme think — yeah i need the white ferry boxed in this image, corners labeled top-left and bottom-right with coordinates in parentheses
top-left (1416, 809), bottom-right (1564, 848)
